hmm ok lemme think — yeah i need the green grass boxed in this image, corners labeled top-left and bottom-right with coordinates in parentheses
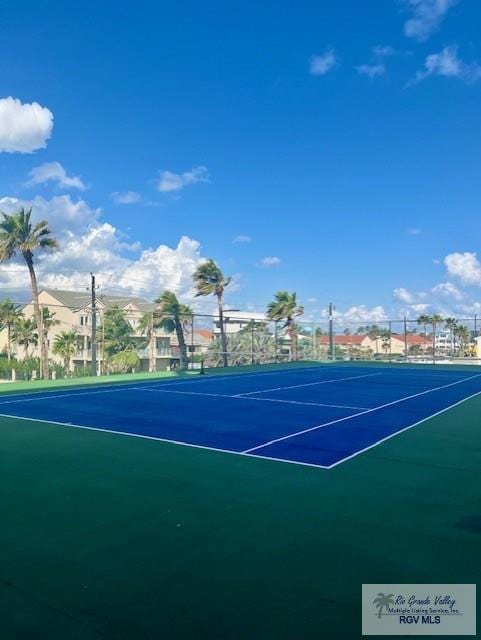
top-left (0, 364), bottom-right (480, 638)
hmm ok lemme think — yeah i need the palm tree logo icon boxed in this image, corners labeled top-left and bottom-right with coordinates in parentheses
top-left (373, 593), bottom-right (395, 618)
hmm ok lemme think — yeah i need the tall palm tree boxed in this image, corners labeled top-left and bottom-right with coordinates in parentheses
top-left (444, 317), bottom-right (458, 356)
top-left (40, 307), bottom-right (60, 344)
top-left (455, 324), bottom-right (470, 355)
top-left (430, 314), bottom-right (443, 359)
top-left (138, 310), bottom-right (159, 373)
top-left (52, 330), bottom-right (79, 372)
top-left (193, 259), bottom-right (231, 367)
top-left (11, 316), bottom-right (38, 359)
top-left (0, 208), bottom-right (58, 378)
top-left (155, 291), bottom-right (193, 370)
top-left (0, 299), bottom-right (21, 361)
top-left (266, 291), bottom-right (304, 360)
top-left (417, 314), bottom-right (431, 337)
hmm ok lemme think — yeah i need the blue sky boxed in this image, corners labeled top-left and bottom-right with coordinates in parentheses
top-left (1, 0), bottom-right (481, 322)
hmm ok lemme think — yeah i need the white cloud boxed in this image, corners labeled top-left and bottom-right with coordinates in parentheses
top-left (157, 166), bottom-right (209, 193)
top-left (310, 50), bottom-right (337, 76)
top-left (0, 194), bottom-right (208, 305)
top-left (112, 191), bottom-right (141, 204)
top-left (232, 235), bottom-right (251, 244)
top-left (407, 227), bottom-right (422, 235)
top-left (431, 281), bottom-right (463, 300)
top-left (260, 256), bottom-right (281, 267)
top-left (329, 305), bottom-right (388, 323)
top-left (373, 45), bottom-right (395, 57)
top-left (0, 97), bottom-right (53, 153)
top-left (403, 0), bottom-right (457, 41)
top-left (444, 252), bottom-right (481, 285)
top-left (393, 287), bottom-right (418, 304)
top-left (411, 46), bottom-right (481, 84)
top-left (356, 64), bottom-right (385, 78)
top-left (25, 161), bottom-right (85, 190)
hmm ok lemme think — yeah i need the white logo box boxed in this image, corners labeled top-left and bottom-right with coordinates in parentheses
top-left (362, 584), bottom-right (476, 636)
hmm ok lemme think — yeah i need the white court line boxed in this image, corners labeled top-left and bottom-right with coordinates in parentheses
top-left (0, 364), bottom-right (331, 402)
top-left (134, 386), bottom-right (368, 411)
top-left (234, 372), bottom-right (382, 396)
top-left (0, 411), bottom-right (332, 470)
top-left (2, 375), bottom-right (481, 472)
top-left (325, 387), bottom-right (481, 469)
top-left (0, 385), bottom-right (147, 405)
top-left (243, 372), bottom-right (481, 453)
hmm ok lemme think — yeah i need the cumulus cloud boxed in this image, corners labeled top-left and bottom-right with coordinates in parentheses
top-left (356, 64), bottom-right (385, 78)
top-left (157, 166), bottom-right (209, 193)
top-left (411, 46), bottom-right (481, 84)
top-left (444, 252), bottom-right (481, 285)
top-left (232, 235), bottom-right (251, 244)
top-left (112, 191), bottom-right (141, 204)
top-left (431, 281), bottom-right (463, 300)
top-left (310, 50), bottom-right (337, 76)
top-left (403, 0), bottom-right (457, 41)
top-left (25, 161), bottom-right (85, 190)
top-left (326, 305), bottom-right (388, 323)
top-left (260, 256), bottom-right (281, 267)
top-left (0, 97), bottom-right (53, 153)
top-left (0, 194), bottom-right (209, 305)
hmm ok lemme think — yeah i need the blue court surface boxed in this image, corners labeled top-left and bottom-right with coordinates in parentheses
top-left (1, 364), bottom-right (481, 469)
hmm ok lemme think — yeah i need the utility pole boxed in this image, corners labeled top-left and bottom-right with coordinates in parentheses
top-left (328, 302), bottom-right (334, 361)
top-left (90, 273), bottom-right (97, 376)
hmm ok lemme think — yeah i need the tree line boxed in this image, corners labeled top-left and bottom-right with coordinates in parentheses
top-left (0, 207), bottom-right (305, 378)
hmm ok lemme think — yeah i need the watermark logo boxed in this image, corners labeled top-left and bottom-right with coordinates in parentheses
top-left (362, 584), bottom-right (476, 635)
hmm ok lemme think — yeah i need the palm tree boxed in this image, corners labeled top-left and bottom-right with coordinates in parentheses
top-left (52, 330), bottom-right (79, 372)
top-left (40, 307), bottom-right (60, 344)
top-left (266, 291), bottom-right (304, 360)
top-left (138, 310), bottom-right (159, 373)
top-left (373, 593), bottom-right (394, 619)
top-left (430, 314), bottom-right (443, 359)
top-left (0, 208), bottom-right (58, 378)
top-left (155, 291), bottom-right (193, 370)
top-left (193, 259), bottom-right (231, 367)
top-left (417, 314), bottom-right (431, 337)
top-left (455, 324), bottom-right (471, 355)
top-left (0, 299), bottom-right (21, 361)
top-left (444, 317), bottom-right (458, 356)
top-left (11, 316), bottom-right (38, 359)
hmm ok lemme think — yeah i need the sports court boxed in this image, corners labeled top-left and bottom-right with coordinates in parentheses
top-left (2, 363), bottom-right (481, 469)
top-left (2, 361), bottom-right (481, 639)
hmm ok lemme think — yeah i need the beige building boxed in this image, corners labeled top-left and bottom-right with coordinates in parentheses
top-left (317, 333), bottom-right (431, 357)
top-left (0, 288), bottom-right (179, 373)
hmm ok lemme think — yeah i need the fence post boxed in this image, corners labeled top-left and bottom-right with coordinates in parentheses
top-left (403, 316), bottom-right (408, 362)
top-left (274, 320), bottom-right (278, 363)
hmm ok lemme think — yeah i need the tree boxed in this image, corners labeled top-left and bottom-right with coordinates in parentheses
top-left (53, 330), bottom-right (79, 372)
top-left (40, 307), bottom-right (60, 343)
top-left (455, 324), bottom-right (470, 355)
top-left (138, 310), bottom-right (158, 373)
top-left (154, 291), bottom-right (193, 370)
top-left (0, 299), bottom-right (21, 361)
top-left (417, 314), bottom-right (431, 336)
top-left (266, 291), bottom-right (304, 360)
top-left (11, 316), bottom-right (38, 359)
top-left (100, 307), bottom-right (135, 357)
top-left (444, 317), bottom-right (458, 356)
top-left (110, 349), bottom-right (140, 373)
top-left (193, 259), bottom-right (231, 367)
top-left (430, 314), bottom-right (444, 359)
top-left (0, 208), bottom-right (58, 378)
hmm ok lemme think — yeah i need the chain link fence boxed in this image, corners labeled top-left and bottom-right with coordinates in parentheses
top-left (0, 298), bottom-right (480, 382)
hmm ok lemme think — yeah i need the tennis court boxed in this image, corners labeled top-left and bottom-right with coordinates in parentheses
top-left (2, 363), bottom-right (481, 469)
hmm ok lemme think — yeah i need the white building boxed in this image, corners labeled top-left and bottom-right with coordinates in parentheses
top-left (213, 310), bottom-right (268, 335)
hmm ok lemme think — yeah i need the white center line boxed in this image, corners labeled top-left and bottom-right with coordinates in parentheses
top-left (243, 372), bottom-right (481, 454)
top-left (234, 372), bottom-right (382, 396)
top-left (133, 386), bottom-right (368, 410)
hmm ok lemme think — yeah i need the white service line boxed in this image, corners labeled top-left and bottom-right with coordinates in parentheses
top-left (234, 372), bottom-right (382, 397)
top-left (326, 387), bottom-right (481, 469)
top-left (134, 386), bottom-right (368, 411)
top-left (0, 385), bottom-right (141, 405)
top-left (243, 372), bottom-right (481, 454)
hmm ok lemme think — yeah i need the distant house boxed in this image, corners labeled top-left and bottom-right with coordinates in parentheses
top-left (317, 335), bottom-right (372, 350)
top-left (316, 333), bottom-right (431, 356)
top-left (171, 328), bottom-right (213, 355)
